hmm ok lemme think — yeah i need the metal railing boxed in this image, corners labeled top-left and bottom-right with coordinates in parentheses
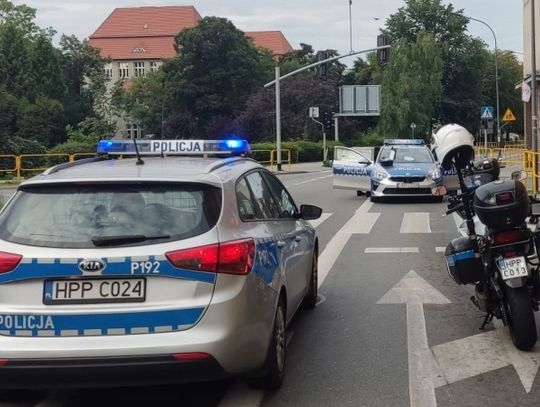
top-left (0, 150), bottom-right (295, 181)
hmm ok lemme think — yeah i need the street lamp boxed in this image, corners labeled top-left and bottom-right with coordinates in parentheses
top-left (463, 15), bottom-right (501, 146)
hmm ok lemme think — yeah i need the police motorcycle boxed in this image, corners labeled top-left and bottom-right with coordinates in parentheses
top-left (447, 157), bottom-right (500, 237)
top-left (433, 124), bottom-right (539, 351)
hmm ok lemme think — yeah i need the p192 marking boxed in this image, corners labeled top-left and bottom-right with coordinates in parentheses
top-left (131, 261), bottom-right (160, 274)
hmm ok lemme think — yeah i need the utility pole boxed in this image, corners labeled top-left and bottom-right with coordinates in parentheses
top-left (466, 16), bottom-right (501, 147)
top-left (275, 66), bottom-right (282, 171)
top-left (348, 0), bottom-right (353, 53)
top-left (532, 0), bottom-right (538, 152)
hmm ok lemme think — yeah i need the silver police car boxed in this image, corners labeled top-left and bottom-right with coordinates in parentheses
top-left (0, 139), bottom-right (321, 390)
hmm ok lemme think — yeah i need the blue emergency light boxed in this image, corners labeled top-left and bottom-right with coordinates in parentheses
top-left (383, 139), bottom-right (425, 145)
top-left (97, 139), bottom-right (250, 156)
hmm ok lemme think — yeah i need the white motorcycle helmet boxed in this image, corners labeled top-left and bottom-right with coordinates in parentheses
top-left (431, 124), bottom-right (475, 170)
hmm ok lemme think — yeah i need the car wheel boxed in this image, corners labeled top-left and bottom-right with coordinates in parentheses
top-left (303, 251), bottom-right (318, 309)
top-left (356, 190), bottom-right (364, 197)
top-left (247, 300), bottom-right (286, 391)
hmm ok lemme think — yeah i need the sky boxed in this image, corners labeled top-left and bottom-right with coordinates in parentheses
top-left (13, 0), bottom-right (523, 63)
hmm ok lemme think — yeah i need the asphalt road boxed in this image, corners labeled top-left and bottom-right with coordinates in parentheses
top-left (2, 169), bottom-right (540, 406)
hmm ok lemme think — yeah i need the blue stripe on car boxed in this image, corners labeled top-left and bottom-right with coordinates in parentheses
top-left (0, 307), bottom-right (204, 337)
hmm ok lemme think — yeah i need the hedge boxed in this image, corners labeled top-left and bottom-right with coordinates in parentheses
top-left (250, 140), bottom-right (344, 163)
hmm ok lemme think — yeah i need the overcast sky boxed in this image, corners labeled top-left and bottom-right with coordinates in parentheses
top-left (13, 0), bottom-right (523, 62)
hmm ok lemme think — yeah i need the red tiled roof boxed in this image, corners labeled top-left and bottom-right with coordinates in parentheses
top-left (89, 37), bottom-right (176, 60)
top-left (88, 6), bottom-right (294, 60)
top-left (90, 6), bottom-right (201, 38)
top-left (245, 31), bottom-right (294, 56)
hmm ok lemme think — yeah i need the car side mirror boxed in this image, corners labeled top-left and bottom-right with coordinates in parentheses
top-left (300, 204), bottom-right (322, 220)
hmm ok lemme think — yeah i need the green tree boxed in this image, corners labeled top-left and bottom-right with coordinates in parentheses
top-left (29, 34), bottom-right (66, 101)
top-left (59, 35), bottom-right (110, 130)
top-left (16, 96), bottom-right (64, 147)
top-left (163, 17), bottom-right (272, 133)
top-left (384, 0), bottom-right (490, 131)
top-left (380, 34), bottom-right (443, 138)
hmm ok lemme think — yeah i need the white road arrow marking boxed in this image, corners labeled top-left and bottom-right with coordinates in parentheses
top-left (378, 270), bottom-right (451, 407)
top-left (431, 320), bottom-right (540, 393)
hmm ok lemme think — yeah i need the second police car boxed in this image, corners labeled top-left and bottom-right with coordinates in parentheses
top-left (0, 139), bottom-right (322, 390)
top-left (333, 139), bottom-right (451, 201)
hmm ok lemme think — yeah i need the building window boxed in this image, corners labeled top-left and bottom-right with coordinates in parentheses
top-left (118, 62), bottom-right (130, 79)
top-left (149, 61), bottom-right (162, 72)
top-left (104, 63), bottom-right (113, 80)
top-left (126, 123), bottom-right (142, 139)
top-left (134, 61), bottom-right (145, 77)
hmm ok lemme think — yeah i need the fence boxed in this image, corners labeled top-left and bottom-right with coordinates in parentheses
top-left (0, 151), bottom-right (293, 181)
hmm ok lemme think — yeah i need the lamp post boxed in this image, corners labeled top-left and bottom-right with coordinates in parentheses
top-left (464, 15), bottom-right (501, 146)
top-left (265, 45), bottom-right (391, 171)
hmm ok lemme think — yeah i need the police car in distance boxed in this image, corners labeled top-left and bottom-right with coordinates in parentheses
top-left (0, 139), bottom-right (322, 390)
top-left (333, 139), bottom-right (445, 201)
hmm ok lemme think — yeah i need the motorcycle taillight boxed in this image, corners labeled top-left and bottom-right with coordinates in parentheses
top-left (492, 229), bottom-right (527, 246)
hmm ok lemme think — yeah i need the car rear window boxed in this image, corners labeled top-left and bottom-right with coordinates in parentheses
top-left (0, 183), bottom-right (222, 248)
top-left (379, 147), bottom-right (434, 164)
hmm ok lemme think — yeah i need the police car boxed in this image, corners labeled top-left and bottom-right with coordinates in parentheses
top-left (333, 139), bottom-right (445, 201)
top-left (0, 139), bottom-right (322, 390)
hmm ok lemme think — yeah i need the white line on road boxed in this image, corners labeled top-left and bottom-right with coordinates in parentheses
top-left (365, 247), bottom-right (419, 253)
top-left (378, 271), bottom-right (450, 407)
top-left (400, 213), bottom-right (431, 234)
top-left (435, 247), bottom-right (446, 253)
top-left (309, 213), bottom-right (332, 229)
top-left (319, 199), bottom-right (379, 287)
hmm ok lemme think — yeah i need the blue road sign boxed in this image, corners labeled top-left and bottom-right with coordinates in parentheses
top-left (480, 106), bottom-right (494, 120)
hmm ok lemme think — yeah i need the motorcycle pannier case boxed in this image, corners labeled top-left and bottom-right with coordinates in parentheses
top-left (445, 237), bottom-right (484, 285)
top-left (474, 180), bottom-right (529, 230)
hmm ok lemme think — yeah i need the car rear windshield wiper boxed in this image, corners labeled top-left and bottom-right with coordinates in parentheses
top-left (91, 234), bottom-right (170, 247)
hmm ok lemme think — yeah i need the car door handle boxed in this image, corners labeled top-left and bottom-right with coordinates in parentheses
top-left (277, 240), bottom-right (286, 248)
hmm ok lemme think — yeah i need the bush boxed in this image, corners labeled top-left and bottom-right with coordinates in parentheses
top-left (250, 140), bottom-right (345, 163)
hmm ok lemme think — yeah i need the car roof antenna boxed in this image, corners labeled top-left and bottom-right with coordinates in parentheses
top-left (132, 138), bottom-right (145, 166)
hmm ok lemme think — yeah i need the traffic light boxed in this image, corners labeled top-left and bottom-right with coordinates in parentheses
top-left (316, 50), bottom-right (330, 77)
top-left (322, 111), bottom-right (333, 130)
top-left (377, 34), bottom-right (391, 65)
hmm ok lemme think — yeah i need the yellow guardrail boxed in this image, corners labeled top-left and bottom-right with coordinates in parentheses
top-left (0, 150), bottom-right (296, 181)
top-left (270, 149), bottom-right (292, 172)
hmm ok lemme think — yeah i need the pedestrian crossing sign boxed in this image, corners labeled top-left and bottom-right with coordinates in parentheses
top-left (480, 106), bottom-right (494, 120)
top-left (502, 108), bottom-right (517, 122)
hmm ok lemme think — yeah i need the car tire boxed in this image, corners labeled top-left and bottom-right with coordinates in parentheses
top-left (247, 300), bottom-right (286, 391)
top-left (303, 251), bottom-right (318, 309)
top-left (356, 190), bottom-right (363, 197)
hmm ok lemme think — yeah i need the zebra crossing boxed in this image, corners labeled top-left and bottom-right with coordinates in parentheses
top-left (311, 208), bottom-right (456, 255)
top-left (311, 210), bottom-right (453, 235)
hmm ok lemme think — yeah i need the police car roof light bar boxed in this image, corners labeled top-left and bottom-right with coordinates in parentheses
top-left (383, 139), bottom-right (425, 146)
top-left (97, 139), bottom-right (250, 156)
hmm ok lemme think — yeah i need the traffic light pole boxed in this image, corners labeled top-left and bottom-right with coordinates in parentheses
top-left (275, 66), bottom-right (282, 171)
top-left (310, 117), bottom-right (327, 162)
top-left (265, 45), bottom-right (391, 169)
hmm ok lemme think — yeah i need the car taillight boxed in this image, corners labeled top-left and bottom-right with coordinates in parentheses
top-left (0, 252), bottom-right (22, 274)
top-left (166, 239), bottom-right (255, 275)
top-left (172, 352), bottom-right (210, 361)
top-left (492, 230), bottom-right (523, 246)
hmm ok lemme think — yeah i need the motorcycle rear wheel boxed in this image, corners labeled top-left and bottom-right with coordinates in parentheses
top-left (505, 286), bottom-right (538, 351)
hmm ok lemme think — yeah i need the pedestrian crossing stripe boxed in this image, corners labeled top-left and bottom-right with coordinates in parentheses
top-left (502, 108), bottom-right (517, 122)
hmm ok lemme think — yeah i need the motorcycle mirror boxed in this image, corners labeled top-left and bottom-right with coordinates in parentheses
top-left (432, 185), bottom-right (448, 197)
top-left (511, 170), bottom-right (528, 181)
